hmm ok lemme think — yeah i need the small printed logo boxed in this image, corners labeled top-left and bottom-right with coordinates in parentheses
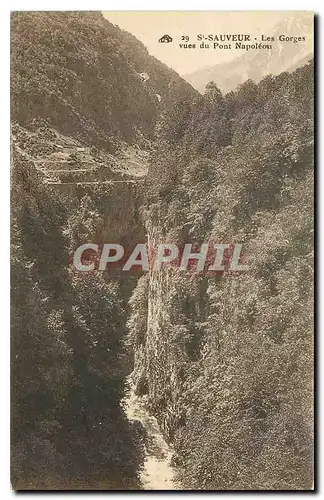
top-left (158, 34), bottom-right (173, 43)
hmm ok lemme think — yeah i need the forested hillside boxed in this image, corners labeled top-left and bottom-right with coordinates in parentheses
top-left (11, 11), bottom-right (196, 150)
top-left (11, 151), bottom-right (146, 489)
top-left (10, 10), bottom-right (173, 489)
top-left (129, 62), bottom-right (314, 490)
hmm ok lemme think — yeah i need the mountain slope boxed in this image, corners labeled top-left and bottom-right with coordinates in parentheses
top-left (11, 11), bottom-right (196, 150)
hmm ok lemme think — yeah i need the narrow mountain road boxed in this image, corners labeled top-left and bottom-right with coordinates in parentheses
top-left (45, 180), bottom-right (145, 185)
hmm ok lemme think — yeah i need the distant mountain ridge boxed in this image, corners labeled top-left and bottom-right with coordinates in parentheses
top-left (183, 14), bottom-right (313, 94)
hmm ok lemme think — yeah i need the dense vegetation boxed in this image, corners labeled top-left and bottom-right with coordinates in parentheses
top-left (129, 62), bottom-right (314, 490)
top-left (11, 151), bottom-right (145, 489)
top-left (11, 11), bottom-right (195, 151)
top-left (11, 11), bottom-right (185, 489)
top-left (11, 9), bottom-right (313, 491)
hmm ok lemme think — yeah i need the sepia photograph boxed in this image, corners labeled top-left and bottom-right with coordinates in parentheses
top-left (10, 10), bottom-right (314, 491)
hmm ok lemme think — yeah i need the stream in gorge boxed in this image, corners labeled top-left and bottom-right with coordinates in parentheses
top-left (124, 387), bottom-right (179, 490)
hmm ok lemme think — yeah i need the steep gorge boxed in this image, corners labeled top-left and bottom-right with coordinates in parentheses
top-left (11, 10), bottom-right (200, 490)
top-left (11, 11), bottom-right (313, 491)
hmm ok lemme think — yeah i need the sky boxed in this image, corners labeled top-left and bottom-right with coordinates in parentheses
top-left (102, 11), bottom-right (307, 75)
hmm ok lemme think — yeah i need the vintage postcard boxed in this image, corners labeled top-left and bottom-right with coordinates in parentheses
top-left (11, 11), bottom-right (314, 490)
